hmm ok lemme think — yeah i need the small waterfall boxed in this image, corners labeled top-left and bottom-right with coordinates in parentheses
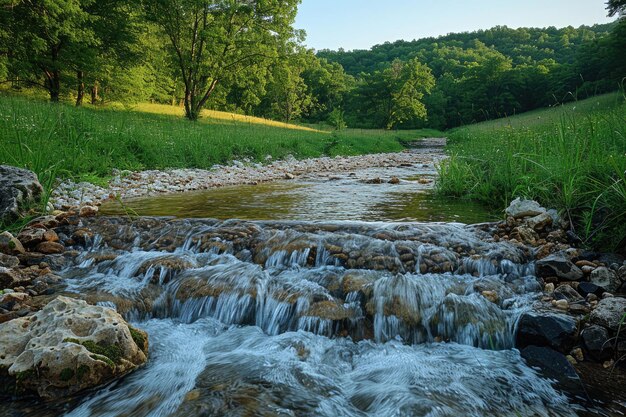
top-left (32, 217), bottom-right (583, 417)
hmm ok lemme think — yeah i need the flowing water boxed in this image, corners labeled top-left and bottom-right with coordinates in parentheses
top-left (1, 156), bottom-right (599, 416)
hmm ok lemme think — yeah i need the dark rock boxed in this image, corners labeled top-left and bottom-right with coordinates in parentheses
top-left (589, 267), bottom-right (621, 293)
top-left (520, 346), bottom-right (586, 398)
top-left (0, 165), bottom-right (43, 224)
top-left (35, 241), bottom-right (65, 255)
top-left (590, 297), bottom-right (626, 331)
top-left (577, 282), bottom-right (605, 298)
top-left (0, 267), bottom-right (29, 289)
top-left (535, 253), bottom-right (583, 281)
top-left (581, 325), bottom-right (613, 361)
top-left (517, 311), bottom-right (578, 353)
top-left (554, 285), bottom-right (584, 303)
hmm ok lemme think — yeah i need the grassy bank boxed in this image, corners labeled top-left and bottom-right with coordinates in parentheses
top-left (437, 92), bottom-right (626, 251)
top-left (0, 94), bottom-right (441, 186)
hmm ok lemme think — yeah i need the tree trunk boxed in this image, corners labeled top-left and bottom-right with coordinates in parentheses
top-left (76, 71), bottom-right (85, 106)
top-left (47, 69), bottom-right (61, 102)
top-left (91, 81), bottom-right (99, 105)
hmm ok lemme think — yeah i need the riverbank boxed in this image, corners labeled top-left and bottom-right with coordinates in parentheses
top-left (0, 94), bottom-right (441, 189)
top-left (50, 140), bottom-right (446, 210)
top-left (436, 93), bottom-right (626, 252)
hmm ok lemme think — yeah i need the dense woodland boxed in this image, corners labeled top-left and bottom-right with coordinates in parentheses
top-left (0, 1), bottom-right (624, 129)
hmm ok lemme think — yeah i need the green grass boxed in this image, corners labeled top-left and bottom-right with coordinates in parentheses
top-left (0, 94), bottom-right (440, 184)
top-left (437, 92), bottom-right (626, 251)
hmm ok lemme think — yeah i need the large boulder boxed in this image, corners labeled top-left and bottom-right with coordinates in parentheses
top-left (505, 198), bottom-right (546, 219)
top-left (535, 252), bottom-right (583, 281)
top-left (0, 296), bottom-right (148, 400)
top-left (590, 297), bottom-right (626, 331)
top-left (0, 165), bottom-right (43, 224)
top-left (516, 311), bottom-right (578, 353)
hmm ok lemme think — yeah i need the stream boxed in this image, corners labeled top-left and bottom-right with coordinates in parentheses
top-left (0, 149), bottom-right (600, 416)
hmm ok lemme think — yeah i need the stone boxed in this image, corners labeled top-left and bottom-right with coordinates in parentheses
top-left (0, 231), bottom-right (26, 255)
top-left (589, 267), bottom-right (621, 293)
top-left (525, 212), bottom-right (553, 231)
top-left (577, 282), bottom-right (605, 298)
top-left (16, 228), bottom-right (47, 248)
top-left (618, 266), bottom-right (626, 282)
top-left (571, 347), bottom-right (584, 362)
top-left (0, 254), bottom-right (20, 268)
top-left (590, 297), bottom-right (626, 331)
top-left (553, 285), bottom-right (584, 303)
top-left (568, 304), bottom-right (590, 315)
top-left (388, 177), bottom-right (400, 185)
top-left (535, 252), bottom-right (583, 281)
top-left (581, 325), bottom-right (612, 361)
top-left (520, 346), bottom-right (585, 397)
top-left (481, 290), bottom-right (499, 304)
top-left (516, 311), bottom-right (578, 353)
top-left (544, 283), bottom-right (555, 293)
top-left (0, 296), bottom-right (148, 400)
top-left (510, 226), bottom-right (539, 245)
top-left (0, 267), bottom-right (29, 289)
top-left (35, 241), bottom-right (65, 255)
top-left (26, 215), bottom-right (59, 229)
top-left (0, 165), bottom-right (43, 224)
top-left (505, 198), bottom-right (546, 219)
top-left (79, 205), bottom-right (99, 217)
top-left (553, 299), bottom-right (569, 310)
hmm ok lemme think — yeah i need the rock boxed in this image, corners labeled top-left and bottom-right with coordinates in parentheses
top-left (577, 282), bottom-right (605, 298)
top-left (517, 312), bottom-right (578, 353)
top-left (618, 266), bottom-right (626, 282)
top-left (553, 285), bottom-right (584, 303)
top-left (0, 165), bottom-right (43, 224)
top-left (589, 297), bottom-right (626, 331)
top-left (525, 212), bottom-right (553, 231)
top-left (16, 228), bottom-right (47, 248)
top-left (535, 252), bottom-right (583, 281)
top-left (520, 346), bottom-right (586, 397)
top-left (0, 267), bottom-right (29, 289)
top-left (552, 299), bottom-right (569, 310)
top-left (26, 215), bottom-right (59, 229)
top-left (0, 296), bottom-right (148, 400)
top-left (571, 347), bottom-right (584, 362)
top-left (505, 198), bottom-right (546, 219)
top-left (79, 205), bottom-right (99, 217)
top-left (0, 254), bottom-right (20, 268)
top-left (589, 267), bottom-right (621, 293)
top-left (581, 325), bottom-right (612, 361)
top-left (510, 226), bottom-right (539, 245)
top-left (0, 231), bottom-right (26, 255)
top-left (388, 177), bottom-right (400, 185)
top-left (568, 304), bottom-right (590, 315)
top-left (481, 290), bottom-right (499, 304)
top-left (35, 241), bottom-right (65, 255)
top-left (544, 283), bottom-right (555, 293)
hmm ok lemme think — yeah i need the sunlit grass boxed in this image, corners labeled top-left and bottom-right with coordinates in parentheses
top-left (133, 102), bottom-right (324, 132)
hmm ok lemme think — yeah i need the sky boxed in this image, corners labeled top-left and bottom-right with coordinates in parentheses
top-left (294, 0), bottom-right (616, 51)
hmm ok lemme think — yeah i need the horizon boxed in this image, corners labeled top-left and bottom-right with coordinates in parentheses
top-left (295, 0), bottom-right (617, 51)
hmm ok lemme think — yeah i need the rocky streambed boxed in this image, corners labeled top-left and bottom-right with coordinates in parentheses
top-left (0, 156), bottom-right (625, 416)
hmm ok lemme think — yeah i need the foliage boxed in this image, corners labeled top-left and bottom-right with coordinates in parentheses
top-left (437, 93), bottom-right (626, 251)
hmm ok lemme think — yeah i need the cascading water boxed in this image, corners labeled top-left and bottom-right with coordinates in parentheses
top-left (1, 217), bottom-right (581, 416)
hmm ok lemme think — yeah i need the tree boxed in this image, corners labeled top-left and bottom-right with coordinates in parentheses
top-left (607, 0), bottom-right (626, 17)
top-left (385, 58), bottom-right (435, 129)
top-left (145, 0), bottom-right (301, 121)
top-left (0, 0), bottom-right (98, 101)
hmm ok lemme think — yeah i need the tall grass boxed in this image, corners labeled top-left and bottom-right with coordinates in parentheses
top-left (0, 94), bottom-right (441, 184)
top-left (437, 92), bottom-right (626, 251)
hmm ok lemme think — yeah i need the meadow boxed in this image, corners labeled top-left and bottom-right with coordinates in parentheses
top-left (0, 94), bottom-right (441, 186)
top-left (437, 92), bottom-right (626, 251)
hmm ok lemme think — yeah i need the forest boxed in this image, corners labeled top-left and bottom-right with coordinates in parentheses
top-left (0, 1), bottom-right (624, 130)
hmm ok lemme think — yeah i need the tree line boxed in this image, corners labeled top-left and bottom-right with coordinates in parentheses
top-left (0, 1), bottom-right (624, 129)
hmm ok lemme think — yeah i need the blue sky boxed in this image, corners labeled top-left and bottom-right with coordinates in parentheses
top-left (295, 0), bottom-right (616, 51)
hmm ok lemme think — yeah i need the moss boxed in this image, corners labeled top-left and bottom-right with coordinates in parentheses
top-left (90, 354), bottom-right (115, 368)
top-left (64, 338), bottom-right (122, 365)
top-left (59, 368), bottom-right (74, 382)
top-left (76, 364), bottom-right (90, 380)
top-left (128, 326), bottom-right (146, 351)
top-left (14, 369), bottom-right (36, 382)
